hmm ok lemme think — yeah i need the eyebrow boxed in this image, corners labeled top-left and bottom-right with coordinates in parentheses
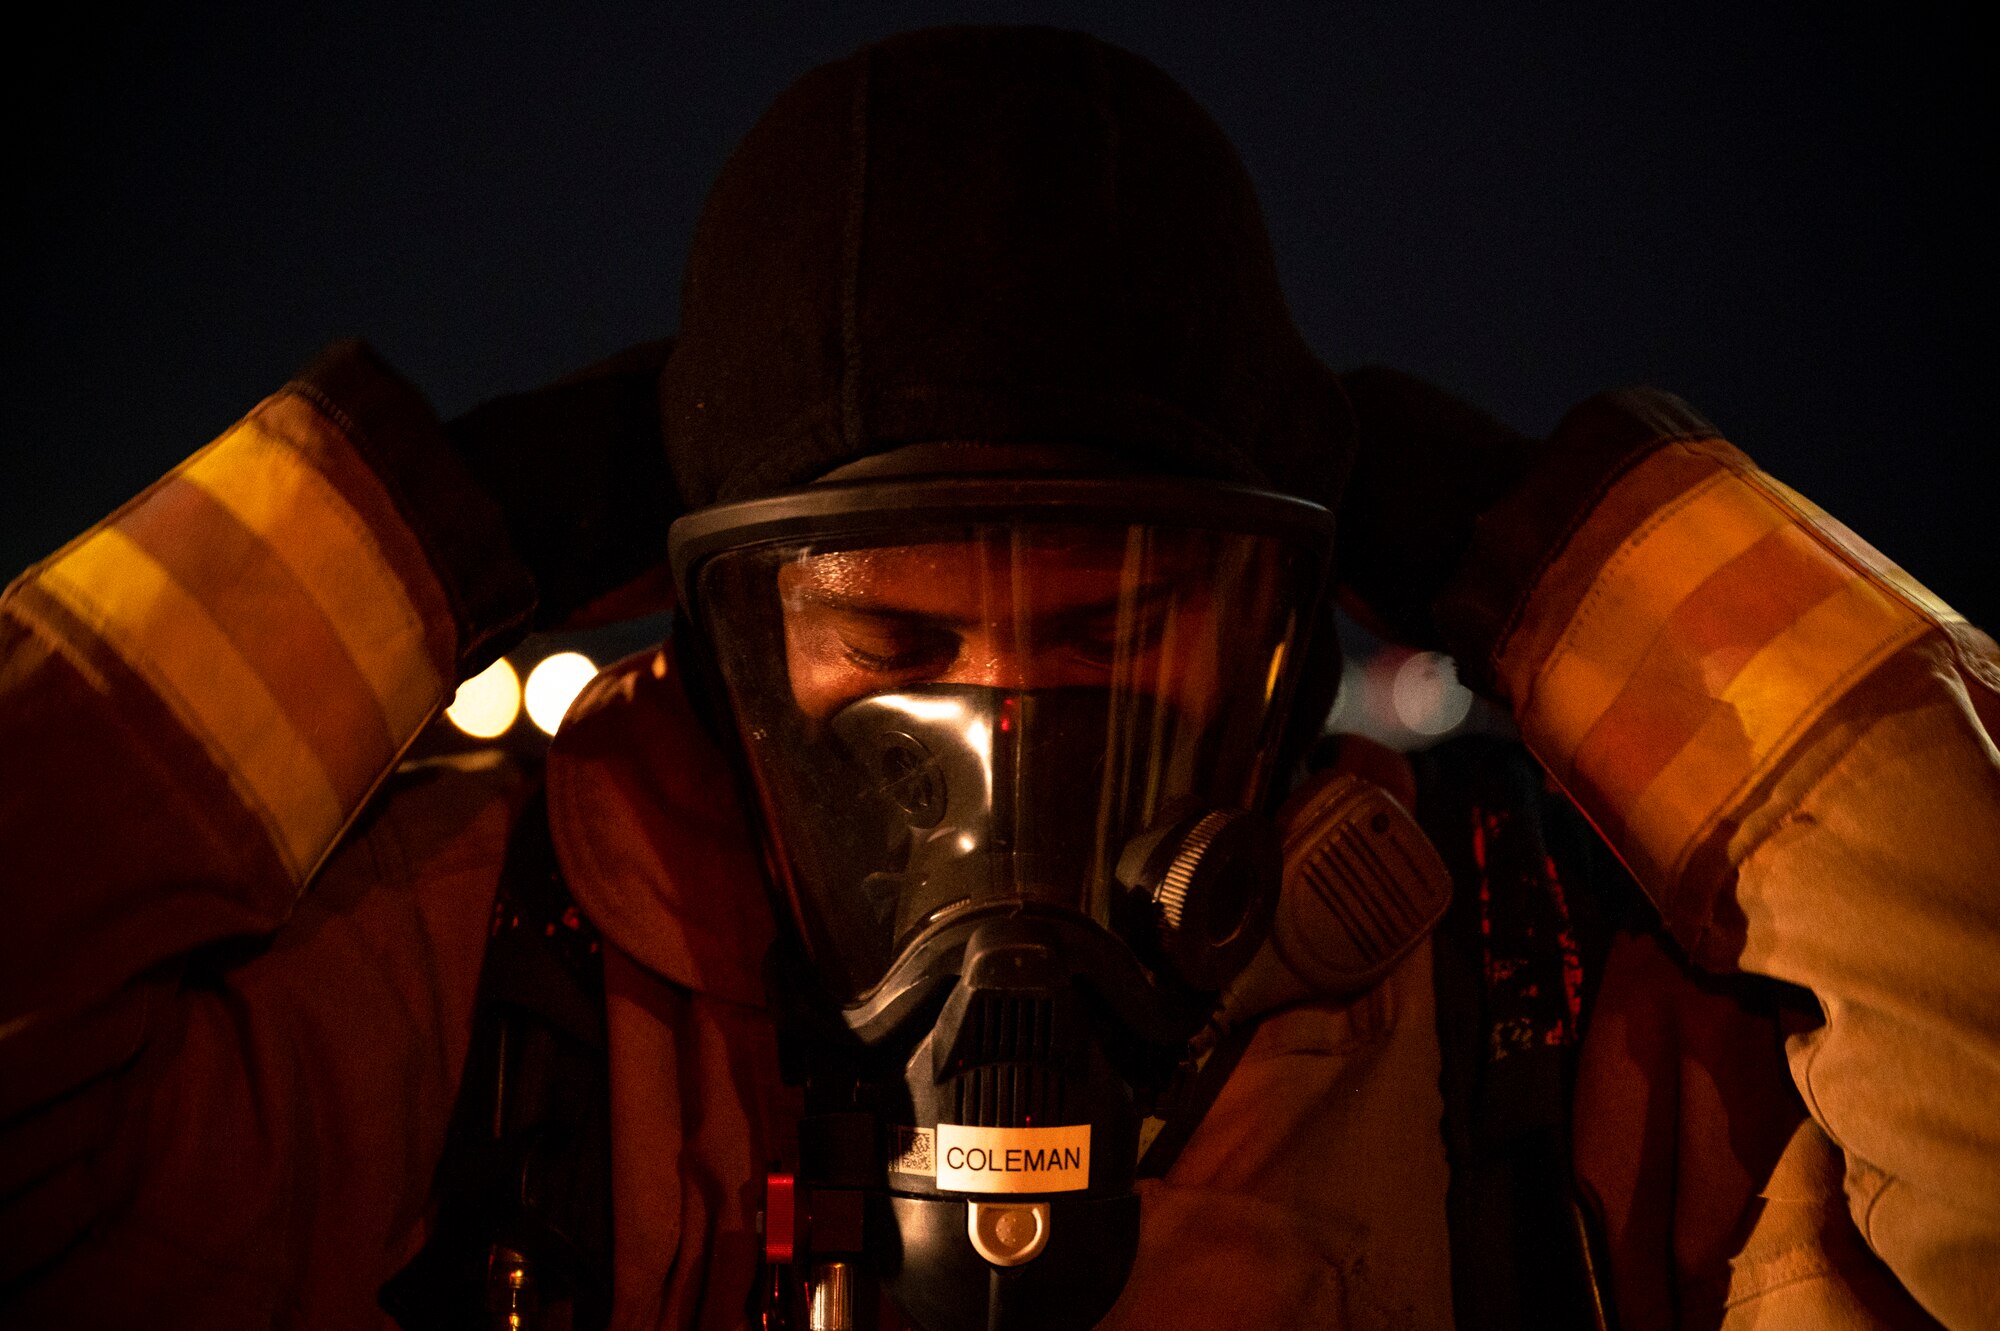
top-left (790, 591), bottom-right (979, 629)
top-left (790, 580), bottom-right (1178, 628)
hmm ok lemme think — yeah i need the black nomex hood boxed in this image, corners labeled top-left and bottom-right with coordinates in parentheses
top-left (660, 25), bottom-right (1355, 510)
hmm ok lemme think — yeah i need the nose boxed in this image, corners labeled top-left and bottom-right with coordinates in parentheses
top-left (938, 631), bottom-right (1104, 693)
top-left (938, 631), bottom-right (1034, 691)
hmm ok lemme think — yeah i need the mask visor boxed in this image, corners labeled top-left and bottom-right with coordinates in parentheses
top-left (674, 479), bottom-right (1333, 1007)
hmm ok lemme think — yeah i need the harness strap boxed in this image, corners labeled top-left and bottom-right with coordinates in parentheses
top-left (380, 788), bottom-right (614, 1331)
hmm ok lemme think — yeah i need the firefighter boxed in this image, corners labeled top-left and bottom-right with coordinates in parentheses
top-left (3, 25), bottom-right (1993, 1331)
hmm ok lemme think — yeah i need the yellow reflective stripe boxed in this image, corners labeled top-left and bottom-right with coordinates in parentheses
top-left (1515, 459), bottom-right (1790, 777)
top-left (181, 397), bottom-right (443, 740)
top-left (39, 528), bottom-right (345, 881)
top-left (1752, 472), bottom-right (1966, 625)
top-left (1618, 570), bottom-right (1925, 885)
top-left (1506, 456), bottom-right (1935, 894)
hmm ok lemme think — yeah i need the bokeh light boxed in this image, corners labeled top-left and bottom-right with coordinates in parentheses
top-left (523, 651), bottom-right (599, 735)
top-left (444, 657), bottom-right (521, 738)
top-left (1391, 652), bottom-right (1474, 736)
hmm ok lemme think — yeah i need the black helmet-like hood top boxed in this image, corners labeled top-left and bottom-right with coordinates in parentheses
top-left (661, 26), bottom-right (1355, 510)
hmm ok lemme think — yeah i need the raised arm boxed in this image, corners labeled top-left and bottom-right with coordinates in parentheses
top-left (1344, 372), bottom-right (1999, 1328)
top-left (0, 340), bottom-right (671, 1321)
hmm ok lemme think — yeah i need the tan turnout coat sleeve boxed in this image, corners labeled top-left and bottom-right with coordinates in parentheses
top-left (1449, 396), bottom-right (2000, 1329)
top-left (0, 355), bottom-right (524, 1326)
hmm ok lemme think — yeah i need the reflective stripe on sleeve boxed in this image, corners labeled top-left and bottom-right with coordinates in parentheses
top-left (182, 396), bottom-right (444, 742)
top-left (1499, 444), bottom-right (1939, 892)
top-left (33, 397), bottom-right (447, 883)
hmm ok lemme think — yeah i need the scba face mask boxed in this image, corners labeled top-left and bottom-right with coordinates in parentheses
top-left (670, 476), bottom-right (1335, 1331)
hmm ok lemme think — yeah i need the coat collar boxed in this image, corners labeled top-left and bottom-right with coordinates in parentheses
top-left (543, 645), bottom-right (774, 1008)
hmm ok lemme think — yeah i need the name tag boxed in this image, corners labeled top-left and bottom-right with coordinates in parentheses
top-left (933, 1123), bottom-right (1090, 1193)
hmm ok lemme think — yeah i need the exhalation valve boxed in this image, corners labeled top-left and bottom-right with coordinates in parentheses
top-left (1116, 806), bottom-right (1279, 990)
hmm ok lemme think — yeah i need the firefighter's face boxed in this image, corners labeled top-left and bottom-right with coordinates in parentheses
top-left (776, 534), bottom-right (1217, 722)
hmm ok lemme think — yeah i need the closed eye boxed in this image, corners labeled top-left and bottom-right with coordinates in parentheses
top-left (1049, 592), bottom-right (1175, 667)
top-left (834, 614), bottom-right (961, 674)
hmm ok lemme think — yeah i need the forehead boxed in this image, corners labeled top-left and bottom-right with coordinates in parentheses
top-left (794, 530), bottom-right (1127, 584)
top-left (776, 528), bottom-right (1206, 617)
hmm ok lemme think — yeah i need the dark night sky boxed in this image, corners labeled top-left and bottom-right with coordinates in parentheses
top-left (9, 4), bottom-right (1994, 629)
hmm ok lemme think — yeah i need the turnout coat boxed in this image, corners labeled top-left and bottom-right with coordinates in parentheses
top-left (2, 346), bottom-right (1996, 1329)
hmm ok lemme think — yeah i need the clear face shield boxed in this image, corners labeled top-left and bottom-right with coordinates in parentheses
top-left (670, 477), bottom-right (1334, 1331)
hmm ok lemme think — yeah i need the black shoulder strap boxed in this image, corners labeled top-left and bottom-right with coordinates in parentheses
top-left (380, 788), bottom-right (615, 1331)
top-left (1412, 736), bottom-right (1642, 1331)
